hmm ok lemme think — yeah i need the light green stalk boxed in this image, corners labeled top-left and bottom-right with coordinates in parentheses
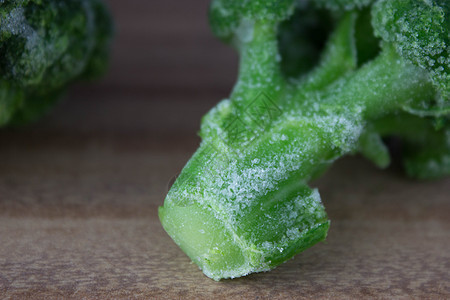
top-left (160, 0), bottom-right (449, 280)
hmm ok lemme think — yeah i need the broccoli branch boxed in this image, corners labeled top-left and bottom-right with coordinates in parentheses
top-left (160, 0), bottom-right (449, 280)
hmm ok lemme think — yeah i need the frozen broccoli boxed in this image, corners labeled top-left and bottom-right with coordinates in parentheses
top-left (0, 0), bottom-right (113, 126)
top-left (160, 0), bottom-right (449, 280)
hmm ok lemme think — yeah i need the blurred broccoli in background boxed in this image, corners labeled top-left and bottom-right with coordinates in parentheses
top-left (0, 0), bottom-right (113, 126)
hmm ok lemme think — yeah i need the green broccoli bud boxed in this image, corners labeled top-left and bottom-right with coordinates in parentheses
top-left (160, 0), bottom-right (449, 280)
top-left (0, 0), bottom-right (113, 126)
top-left (372, 0), bottom-right (449, 102)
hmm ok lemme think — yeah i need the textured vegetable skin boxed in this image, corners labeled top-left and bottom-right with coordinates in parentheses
top-left (0, 0), bottom-right (113, 126)
top-left (160, 0), bottom-right (450, 280)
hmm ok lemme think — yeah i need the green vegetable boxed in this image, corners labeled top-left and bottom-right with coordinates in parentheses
top-left (159, 0), bottom-right (450, 280)
top-left (0, 0), bottom-right (113, 126)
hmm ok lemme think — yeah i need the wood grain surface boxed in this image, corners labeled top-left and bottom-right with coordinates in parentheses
top-left (1, 1), bottom-right (449, 299)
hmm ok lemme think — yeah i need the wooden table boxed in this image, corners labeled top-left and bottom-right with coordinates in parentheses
top-left (1, 1), bottom-right (449, 298)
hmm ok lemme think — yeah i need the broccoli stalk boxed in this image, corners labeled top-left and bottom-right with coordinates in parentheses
top-left (159, 0), bottom-right (449, 280)
top-left (0, 0), bottom-right (113, 126)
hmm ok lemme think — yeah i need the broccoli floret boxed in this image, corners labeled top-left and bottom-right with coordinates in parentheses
top-left (373, 0), bottom-right (449, 103)
top-left (0, 0), bottom-right (113, 126)
top-left (160, 0), bottom-right (449, 280)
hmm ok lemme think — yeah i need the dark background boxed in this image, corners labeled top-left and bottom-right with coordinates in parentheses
top-left (22, 0), bottom-right (238, 142)
top-left (0, 1), bottom-right (449, 298)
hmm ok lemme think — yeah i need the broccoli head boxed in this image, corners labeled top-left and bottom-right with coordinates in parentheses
top-left (0, 0), bottom-right (113, 126)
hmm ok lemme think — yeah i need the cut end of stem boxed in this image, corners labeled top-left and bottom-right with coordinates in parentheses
top-left (159, 184), bottom-right (330, 280)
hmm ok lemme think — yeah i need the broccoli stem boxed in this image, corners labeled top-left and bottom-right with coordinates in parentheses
top-left (231, 20), bottom-right (285, 109)
top-left (372, 113), bottom-right (450, 179)
top-left (322, 47), bottom-right (435, 120)
top-left (159, 2), bottom-right (446, 280)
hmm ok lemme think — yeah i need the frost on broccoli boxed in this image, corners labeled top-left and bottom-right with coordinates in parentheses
top-left (0, 0), bottom-right (113, 126)
top-left (159, 0), bottom-right (449, 280)
top-left (372, 0), bottom-right (449, 102)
